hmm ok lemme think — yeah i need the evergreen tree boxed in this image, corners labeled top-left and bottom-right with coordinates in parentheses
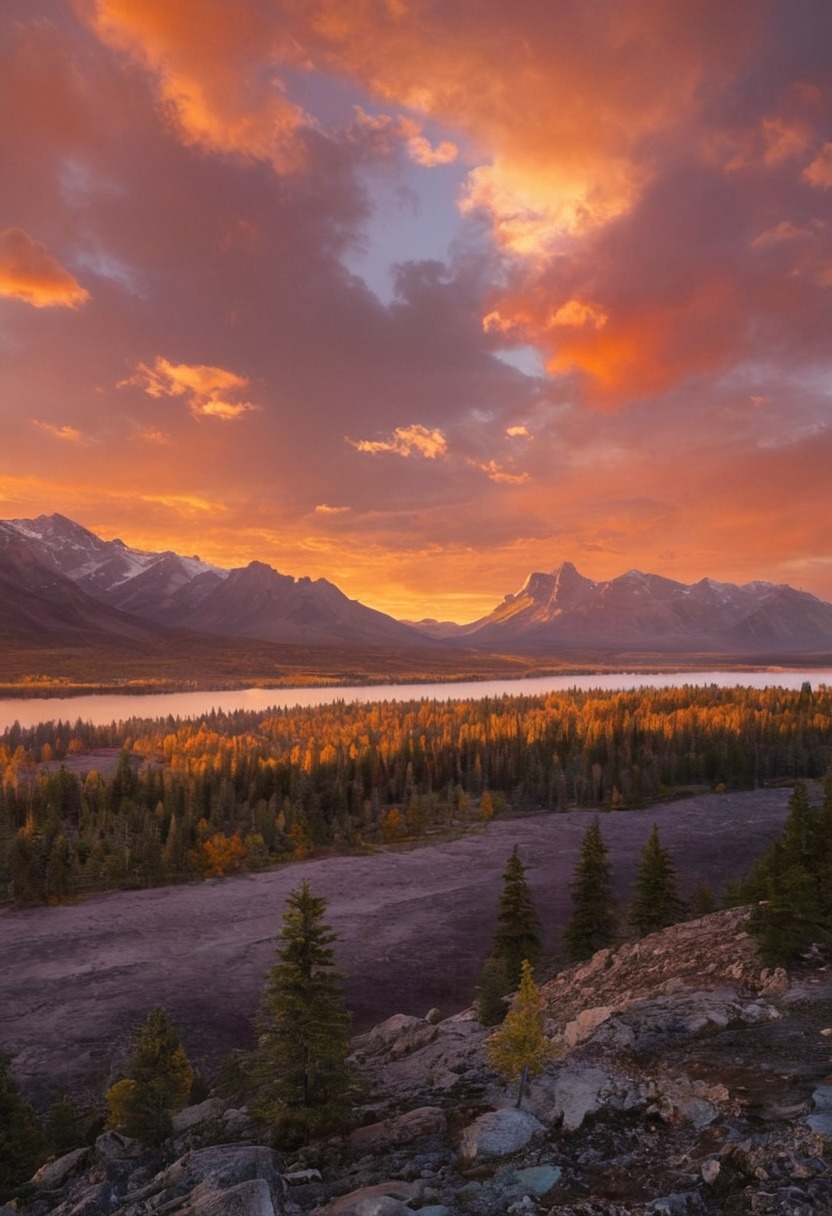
top-left (248, 881), bottom-right (353, 1146)
top-left (106, 1006), bottom-right (194, 1146)
top-left (486, 960), bottom-right (556, 1107)
top-left (562, 817), bottom-right (616, 962)
top-left (0, 1053), bottom-right (42, 1196)
top-left (629, 824), bottom-right (684, 936)
top-left (743, 781), bottom-right (832, 965)
top-left (476, 846), bottom-right (542, 1025)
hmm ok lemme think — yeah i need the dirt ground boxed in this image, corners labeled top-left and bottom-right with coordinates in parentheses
top-left (0, 788), bottom-right (796, 1105)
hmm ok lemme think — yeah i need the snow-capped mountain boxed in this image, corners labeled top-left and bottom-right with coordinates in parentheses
top-left (0, 514), bottom-right (429, 648)
top-left (438, 561), bottom-right (832, 653)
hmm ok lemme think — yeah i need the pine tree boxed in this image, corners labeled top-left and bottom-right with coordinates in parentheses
top-left (743, 781), bottom-right (832, 965)
top-left (486, 960), bottom-right (556, 1107)
top-left (476, 846), bottom-right (542, 1025)
top-left (0, 1053), bottom-right (42, 1196)
top-left (629, 824), bottom-right (684, 936)
top-left (248, 881), bottom-right (353, 1146)
top-left (106, 1006), bottom-right (194, 1145)
top-left (562, 817), bottom-right (616, 962)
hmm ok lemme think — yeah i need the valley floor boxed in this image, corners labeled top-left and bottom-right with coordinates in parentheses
top-left (0, 788), bottom-right (795, 1106)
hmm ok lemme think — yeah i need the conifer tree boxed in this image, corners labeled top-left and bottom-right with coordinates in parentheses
top-left (562, 816), bottom-right (616, 962)
top-left (486, 960), bottom-right (556, 1107)
top-left (743, 781), bottom-right (832, 965)
top-left (248, 881), bottom-right (353, 1146)
top-left (629, 824), bottom-right (684, 936)
top-left (0, 1053), bottom-right (42, 1196)
top-left (106, 1006), bottom-right (194, 1145)
top-left (476, 846), bottom-right (542, 1025)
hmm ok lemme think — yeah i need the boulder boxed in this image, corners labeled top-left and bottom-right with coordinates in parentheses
top-left (458, 1109), bottom-right (544, 1163)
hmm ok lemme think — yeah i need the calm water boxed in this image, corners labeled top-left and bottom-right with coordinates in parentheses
top-left (1, 669), bottom-right (829, 733)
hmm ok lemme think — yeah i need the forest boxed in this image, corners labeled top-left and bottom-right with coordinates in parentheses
top-left (1, 681), bottom-right (830, 903)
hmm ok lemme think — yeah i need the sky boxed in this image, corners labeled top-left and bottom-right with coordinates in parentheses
top-left (2, 0), bottom-right (832, 622)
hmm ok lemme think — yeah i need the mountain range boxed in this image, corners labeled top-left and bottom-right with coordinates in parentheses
top-left (3, 512), bottom-right (832, 658)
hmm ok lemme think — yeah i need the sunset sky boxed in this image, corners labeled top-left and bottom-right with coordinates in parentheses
top-left (3, 1), bottom-right (832, 621)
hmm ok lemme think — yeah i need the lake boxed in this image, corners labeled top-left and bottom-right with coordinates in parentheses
top-left (1, 668), bottom-right (829, 733)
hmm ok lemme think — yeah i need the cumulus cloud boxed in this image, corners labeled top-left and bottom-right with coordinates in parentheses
top-left (0, 228), bottom-right (89, 309)
top-left (506, 425), bottom-right (531, 439)
top-left (120, 358), bottom-right (260, 421)
top-left (348, 424), bottom-right (448, 459)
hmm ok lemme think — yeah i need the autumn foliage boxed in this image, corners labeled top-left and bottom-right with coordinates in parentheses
top-left (2, 683), bottom-right (832, 902)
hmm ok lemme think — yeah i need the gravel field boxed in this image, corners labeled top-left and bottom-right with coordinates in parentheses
top-left (0, 787), bottom-right (795, 1104)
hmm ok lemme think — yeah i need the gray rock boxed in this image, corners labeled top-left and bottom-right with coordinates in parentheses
top-left (458, 1109), bottom-right (544, 1163)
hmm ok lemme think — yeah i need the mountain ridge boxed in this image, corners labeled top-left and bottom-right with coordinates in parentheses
top-left (3, 513), bottom-right (832, 657)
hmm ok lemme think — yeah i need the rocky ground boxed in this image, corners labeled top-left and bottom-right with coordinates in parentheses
top-left (6, 907), bottom-right (832, 1216)
top-left (0, 789), bottom-right (798, 1106)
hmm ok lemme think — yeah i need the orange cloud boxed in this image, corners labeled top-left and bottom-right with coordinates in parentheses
top-left (83, 0), bottom-right (309, 169)
top-left (469, 459), bottom-right (530, 485)
top-left (121, 357), bottom-right (260, 421)
top-left (0, 228), bottom-right (89, 309)
top-left (348, 424), bottom-right (448, 459)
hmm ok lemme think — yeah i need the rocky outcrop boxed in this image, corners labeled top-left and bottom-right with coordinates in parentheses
top-left (14, 909), bottom-right (832, 1216)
